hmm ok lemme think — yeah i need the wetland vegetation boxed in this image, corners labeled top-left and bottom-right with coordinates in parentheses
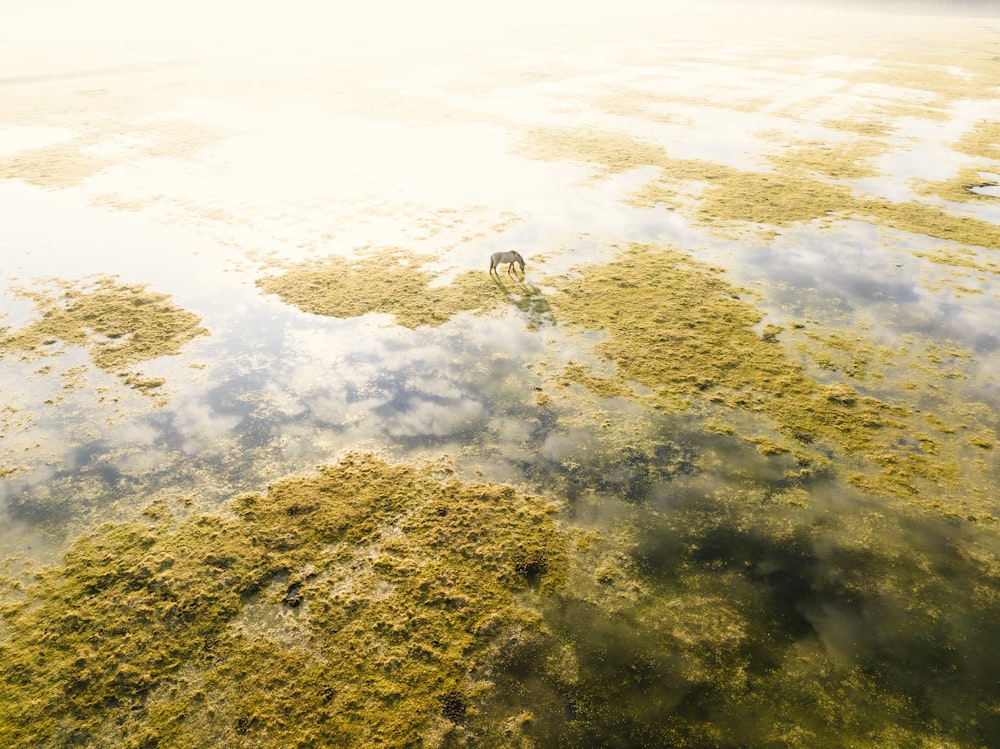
top-left (2, 4), bottom-right (1000, 747)
top-left (0, 277), bottom-right (208, 396)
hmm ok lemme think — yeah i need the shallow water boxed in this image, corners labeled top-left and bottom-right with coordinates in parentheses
top-left (2, 5), bottom-right (1000, 747)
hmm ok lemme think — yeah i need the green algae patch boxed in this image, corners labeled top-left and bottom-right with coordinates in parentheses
top-left (768, 138), bottom-right (883, 181)
top-left (918, 167), bottom-right (1000, 204)
top-left (911, 245), bottom-right (1000, 276)
top-left (547, 242), bottom-right (971, 505)
top-left (522, 127), bottom-right (1000, 249)
top-left (0, 121), bottom-right (233, 190)
top-left (0, 454), bottom-right (567, 748)
top-left (952, 119), bottom-right (1000, 162)
top-left (0, 277), bottom-right (207, 394)
top-left (256, 249), bottom-right (514, 328)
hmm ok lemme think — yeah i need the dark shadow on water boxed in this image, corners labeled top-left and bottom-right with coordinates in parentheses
top-left (491, 274), bottom-right (554, 330)
top-left (475, 452), bottom-right (1000, 747)
top-left (449, 406), bottom-right (1000, 746)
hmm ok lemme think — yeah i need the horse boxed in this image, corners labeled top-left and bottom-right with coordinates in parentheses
top-left (489, 250), bottom-right (525, 278)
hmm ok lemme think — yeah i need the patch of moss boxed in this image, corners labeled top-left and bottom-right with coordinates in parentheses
top-left (0, 121), bottom-right (232, 189)
top-left (256, 249), bottom-right (519, 328)
top-left (820, 117), bottom-right (895, 139)
top-left (952, 119), bottom-right (1000, 161)
top-left (969, 432), bottom-right (994, 450)
top-left (591, 90), bottom-right (690, 125)
top-left (695, 170), bottom-right (853, 227)
top-left (0, 277), bottom-right (207, 394)
top-left (918, 166), bottom-right (1000, 204)
top-left (522, 127), bottom-right (1000, 249)
top-left (768, 138), bottom-right (883, 181)
top-left (0, 454), bottom-right (567, 748)
top-left (521, 127), bottom-right (670, 178)
top-left (797, 330), bottom-right (890, 382)
top-left (858, 197), bottom-right (1000, 250)
top-left (747, 436), bottom-right (791, 456)
top-left (557, 361), bottom-right (631, 399)
top-left (0, 143), bottom-right (108, 189)
top-left (839, 60), bottom-right (988, 105)
top-left (546, 242), bottom-right (969, 503)
top-left (698, 168), bottom-right (1000, 248)
top-left (911, 245), bottom-right (1000, 276)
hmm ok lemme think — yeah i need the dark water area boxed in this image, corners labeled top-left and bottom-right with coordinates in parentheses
top-left (478, 433), bottom-right (1000, 746)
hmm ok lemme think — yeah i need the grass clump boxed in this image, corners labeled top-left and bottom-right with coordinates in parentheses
top-left (918, 166), bottom-right (1000, 204)
top-left (0, 454), bottom-right (566, 748)
top-left (547, 242), bottom-right (964, 503)
top-left (0, 277), bottom-right (207, 394)
top-left (523, 127), bottom-right (1000, 249)
top-left (257, 249), bottom-right (517, 328)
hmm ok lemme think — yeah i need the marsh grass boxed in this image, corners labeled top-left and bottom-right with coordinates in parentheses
top-left (545, 242), bottom-right (996, 510)
top-left (0, 454), bottom-right (566, 748)
top-left (0, 277), bottom-right (207, 395)
top-left (8, 449), bottom-right (1000, 748)
top-left (4, 9), bottom-right (1000, 748)
top-left (524, 126), bottom-right (1000, 249)
top-left (257, 249), bottom-right (516, 329)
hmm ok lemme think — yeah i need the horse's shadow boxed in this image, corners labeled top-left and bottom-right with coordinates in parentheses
top-left (491, 273), bottom-right (554, 329)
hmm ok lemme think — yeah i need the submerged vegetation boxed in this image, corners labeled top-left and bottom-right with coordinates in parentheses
top-left (256, 250), bottom-right (517, 329)
top-left (256, 235), bottom-right (994, 516)
top-left (0, 454), bottom-right (566, 747)
top-left (5, 453), bottom-right (1000, 747)
top-left (524, 127), bottom-right (1000, 249)
top-left (547, 242), bottom-right (997, 511)
top-left (0, 277), bottom-right (207, 395)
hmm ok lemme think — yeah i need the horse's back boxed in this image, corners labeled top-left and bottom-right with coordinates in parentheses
top-left (489, 250), bottom-right (524, 273)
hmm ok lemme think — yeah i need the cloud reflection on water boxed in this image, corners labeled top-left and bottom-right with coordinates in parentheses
top-left (727, 220), bottom-right (1000, 356)
top-left (272, 313), bottom-right (546, 443)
